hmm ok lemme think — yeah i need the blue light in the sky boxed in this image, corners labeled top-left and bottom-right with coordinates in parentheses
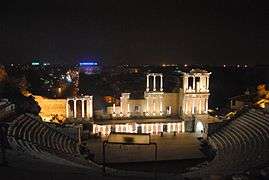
top-left (79, 61), bottom-right (98, 66)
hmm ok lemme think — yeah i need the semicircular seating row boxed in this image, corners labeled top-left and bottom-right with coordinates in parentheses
top-left (6, 113), bottom-right (163, 178)
top-left (185, 108), bottom-right (269, 178)
top-left (7, 114), bottom-right (80, 156)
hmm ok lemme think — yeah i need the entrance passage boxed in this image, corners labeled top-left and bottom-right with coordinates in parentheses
top-left (195, 121), bottom-right (204, 133)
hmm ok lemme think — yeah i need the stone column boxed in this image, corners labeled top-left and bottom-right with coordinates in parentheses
top-left (192, 76), bottom-right (195, 90)
top-left (89, 97), bottom-right (93, 118)
top-left (182, 121), bottom-right (185, 133)
top-left (167, 123), bottom-right (170, 133)
top-left (74, 99), bottom-right (77, 118)
top-left (160, 123), bottom-right (163, 132)
top-left (160, 99), bottom-right (163, 115)
top-left (145, 97), bottom-right (149, 116)
top-left (113, 103), bottom-right (116, 113)
top-left (199, 99), bottom-right (202, 114)
top-left (184, 100), bottom-right (187, 114)
top-left (197, 81), bottom-right (200, 92)
top-left (66, 100), bottom-right (69, 118)
top-left (146, 97), bottom-right (149, 112)
top-left (183, 75), bottom-right (188, 92)
top-left (82, 99), bottom-right (85, 118)
top-left (120, 97), bottom-right (123, 116)
top-left (127, 103), bottom-right (130, 116)
top-left (146, 75), bottom-right (150, 92)
top-left (191, 99), bottom-right (194, 114)
top-left (153, 100), bottom-right (156, 115)
top-left (153, 75), bottom-right (156, 91)
top-left (160, 74), bottom-right (163, 91)
top-left (186, 99), bottom-right (189, 114)
top-left (86, 98), bottom-right (91, 118)
top-left (206, 76), bottom-right (209, 90)
top-left (85, 99), bottom-right (88, 118)
top-left (205, 98), bottom-right (208, 113)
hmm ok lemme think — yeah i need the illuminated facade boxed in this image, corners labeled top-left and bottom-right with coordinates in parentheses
top-left (34, 95), bottom-right (66, 122)
top-left (35, 95), bottom-right (93, 122)
top-left (107, 69), bottom-right (211, 118)
top-left (93, 122), bottom-right (185, 136)
top-left (179, 69), bottom-right (211, 115)
top-left (66, 96), bottom-right (93, 119)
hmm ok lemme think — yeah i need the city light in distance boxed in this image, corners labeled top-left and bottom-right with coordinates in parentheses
top-left (79, 61), bottom-right (98, 66)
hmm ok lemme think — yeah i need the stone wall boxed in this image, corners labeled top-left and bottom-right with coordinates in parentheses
top-left (34, 95), bottom-right (66, 122)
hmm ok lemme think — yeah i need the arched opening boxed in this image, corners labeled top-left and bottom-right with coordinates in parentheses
top-left (195, 121), bottom-right (204, 133)
top-left (188, 77), bottom-right (194, 89)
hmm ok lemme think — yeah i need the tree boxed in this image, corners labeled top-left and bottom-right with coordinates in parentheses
top-left (0, 65), bottom-right (7, 82)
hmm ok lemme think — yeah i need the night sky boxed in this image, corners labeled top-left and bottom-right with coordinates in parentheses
top-left (1, 0), bottom-right (268, 65)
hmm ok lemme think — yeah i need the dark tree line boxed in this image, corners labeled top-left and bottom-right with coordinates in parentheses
top-left (0, 65), bottom-right (40, 115)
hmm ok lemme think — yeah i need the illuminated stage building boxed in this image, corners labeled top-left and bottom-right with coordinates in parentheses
top-left (36, 68), bottom-right (213, 134)
top-left (107, 69), bottom-right (211, 118)
top-left (98, 69), bottom-right (213, 136)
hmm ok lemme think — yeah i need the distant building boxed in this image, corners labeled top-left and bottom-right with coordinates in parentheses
top-left (31, 59), bottom-right (51, 66)
top-left (230, 85), bottom-right (269, 111)
top-left (79, 61), bottom-right (100, 75)
top-left (230, 91), bottom-right (256, 111)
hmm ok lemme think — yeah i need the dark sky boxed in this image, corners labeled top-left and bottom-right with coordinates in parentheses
top-left (0, 0), bottom-right (268, 65)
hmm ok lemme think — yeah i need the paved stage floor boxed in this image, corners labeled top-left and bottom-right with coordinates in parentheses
top-left (86, 133), bottom-right (205, 164)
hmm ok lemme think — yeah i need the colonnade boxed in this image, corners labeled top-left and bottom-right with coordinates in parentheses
top-left (93, 122), bottom-right (184, 136)
top-left (146, 73), bottom-right (163, 92)
top-left (66, 96), bottom-right (93, 118)
top-left (183, 97), bottom-right (208, 115)
top-left (183, 75), bottom-right (210, 92)
top-left (145, 96), bottom-right (164, 116)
